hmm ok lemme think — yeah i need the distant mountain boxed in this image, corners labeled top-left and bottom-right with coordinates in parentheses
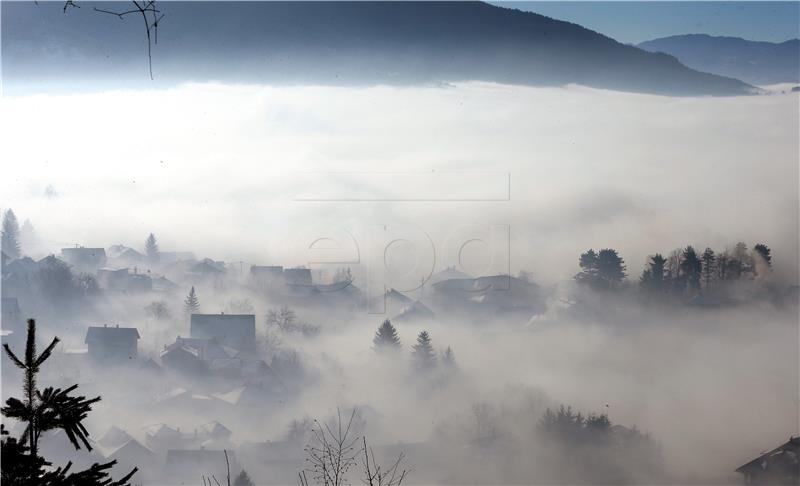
top-left (2, 1), bottom-right (754, 95)
top-left (638, 34), bottom-right (800, 85)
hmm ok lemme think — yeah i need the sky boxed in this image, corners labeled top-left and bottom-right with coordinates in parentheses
top-left (495, 1), bottom-right (800, 44)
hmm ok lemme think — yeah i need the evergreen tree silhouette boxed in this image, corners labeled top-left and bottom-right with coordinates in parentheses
top-left (1, 319), bottom-right (137, 485)
top-left (1, 208), bottom-right (21, 260)
top-left (640, 253), bottom-right (667, 293)
top-left (373, 320), bottom-right (401, 352)
top-left (184, 286), bottom-right (200, 314)
top-left (754, 243), bottom-right (772, 270)
top-left (145, 233), bottom-right (160, 263)
top-left (411, 331), bottom-right (436, 369)
top-left (596, 249), bottom-right (626, 283)
top-left (576, 248), bottom-right (626, 289)
top-left (680, 246), bottom-right (702, 291)
top-left (234, 469), bottom-right (256, 486)
top-left (701, 248), bottom-right (716, 288)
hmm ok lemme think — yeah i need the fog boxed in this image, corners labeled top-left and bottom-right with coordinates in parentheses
top-left (2, 82), bottom-right (798, 283)
top-left (1, 82), bottom-right (798, 485)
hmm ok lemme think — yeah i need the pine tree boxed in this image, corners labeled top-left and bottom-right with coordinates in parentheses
top-left (574, 249), bottom-right (599, 284)
top-left (234, 469), bottom-right (255, 486)
top-left (701, 248), bottom-right (716, 288)
top-left (596, 249), bottom-right (626, 283)
top-left (754, 243), bottom-right (772, 268)
top-left (716, 251), bottom-right (730, 281)
top-left (145, 233), bottom-right (160, 263)
top-left (1, 209), bottom-right (21, 260)
top-left (575, 248), bottom-right (625, 289)
top-left (680, 246), bottom-right (702, 291)
top-left (1, 319), bottom-right (138, 485)
top-left (184, 286), bottom-right (200, 314)
top-left (373, 320), bottom-right (401, 352)
top-left (731, 242), bottom-right (752, 278)
top-left (640, 253), bottom-right (667, 293)
top-left (411, 331), bottom-right (436, 369)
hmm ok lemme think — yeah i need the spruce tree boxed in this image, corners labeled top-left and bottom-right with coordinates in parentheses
top-left (411, 331), bottom-right (436, 369)
top-left (575, 248), bottom-right (625, 289)
top-left (145, 233), bottom-right (160, 263)
top-left (1, 209), bottom-right (21, 260)
top-left (680, 246), bottom-right (702, 290)
top-left (701, 248), bottom-right (716, 288)
top-left (373, 320), bottom-right (401, 352)
top-left (596, 249), bottom-right (626, 283)
top-left (754, 243), bottom-right (772, 268)
top-left (234, 469), bottom-right (255, 486)
top-left (184, 286), bottom-right (200, 314)
top-left (640, 253), bottom-right (667, 293)
top-left (1, 319), bottom-right (137, 485)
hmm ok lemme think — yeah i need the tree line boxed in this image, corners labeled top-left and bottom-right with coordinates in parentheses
top-left (574, 242), bottom-right (774, 296)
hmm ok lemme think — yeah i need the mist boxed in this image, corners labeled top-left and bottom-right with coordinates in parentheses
top-left (1, 80), bottom-right (798, 485)
top-left (2, 82), bottom-right (798, 284)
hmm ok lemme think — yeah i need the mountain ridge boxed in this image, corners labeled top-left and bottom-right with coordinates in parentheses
top-left (2, 1), bottom-right (755, 96)
top-left (638, 34), bottom-right (799, 85)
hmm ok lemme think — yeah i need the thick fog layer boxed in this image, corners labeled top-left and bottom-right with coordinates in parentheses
top-left (1, 83), bottom-right (798, 284)
top-left (1, 82), bottom-right (798, 485)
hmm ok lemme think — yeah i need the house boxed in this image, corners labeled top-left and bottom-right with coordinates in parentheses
top-left (98, 268), bottom-right (130, 290)
top-left (196, 421), bottom-right (235, 448)
top-left (107, 245), bottom-right (145, 266)
top-left (190, 314), bottom-right (256, 350)
top-left (198, 420), bottom-right (233, 441)
top-left (189, 258), bottom-right (226, 277)
top-left (392, 300), bottom-right (435, 323)
top-left (736, 437), bottom-right (800, 484)
top-left (98, 426), bottom-right (133, 450)
top-left (97, 268), bottom-right (153, 293)
top-left (250, 265), bottom-right (284, 289)
top-left (127, 271), bottom-right (153, 292)
top-left (283, 267), bottom-right (312, 287)
top-left (160, 336), bottom-right (239, 374)
top-left (144, 424), bottom-right (185, 453)
top-left (153, 275), bottom-right (179, 292)
top-left (106, 439), bottom-right (155, 482)
top-left (61, 247), bottom-right (107, 274)
top-left (84, 325), bottom-right (140, 361)
top-left (430, 274), bottom-right (546, 319)
top-left (428, 266), bottom-right (472, 285)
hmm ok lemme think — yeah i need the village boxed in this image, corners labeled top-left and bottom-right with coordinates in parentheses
top-left (1, 228), bottom-right (797, 484)
top-left (0, 237), bottom-right (552, 483)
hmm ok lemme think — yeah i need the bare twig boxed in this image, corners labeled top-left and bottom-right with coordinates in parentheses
top-left (224, 449), bottom-right (231, 486)
top-left (62, 0), bottom-right (79, 13)
top-left (360, 436), bottom-right (408, 486)
top-left (92, 0), bottom-right (163, 79)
